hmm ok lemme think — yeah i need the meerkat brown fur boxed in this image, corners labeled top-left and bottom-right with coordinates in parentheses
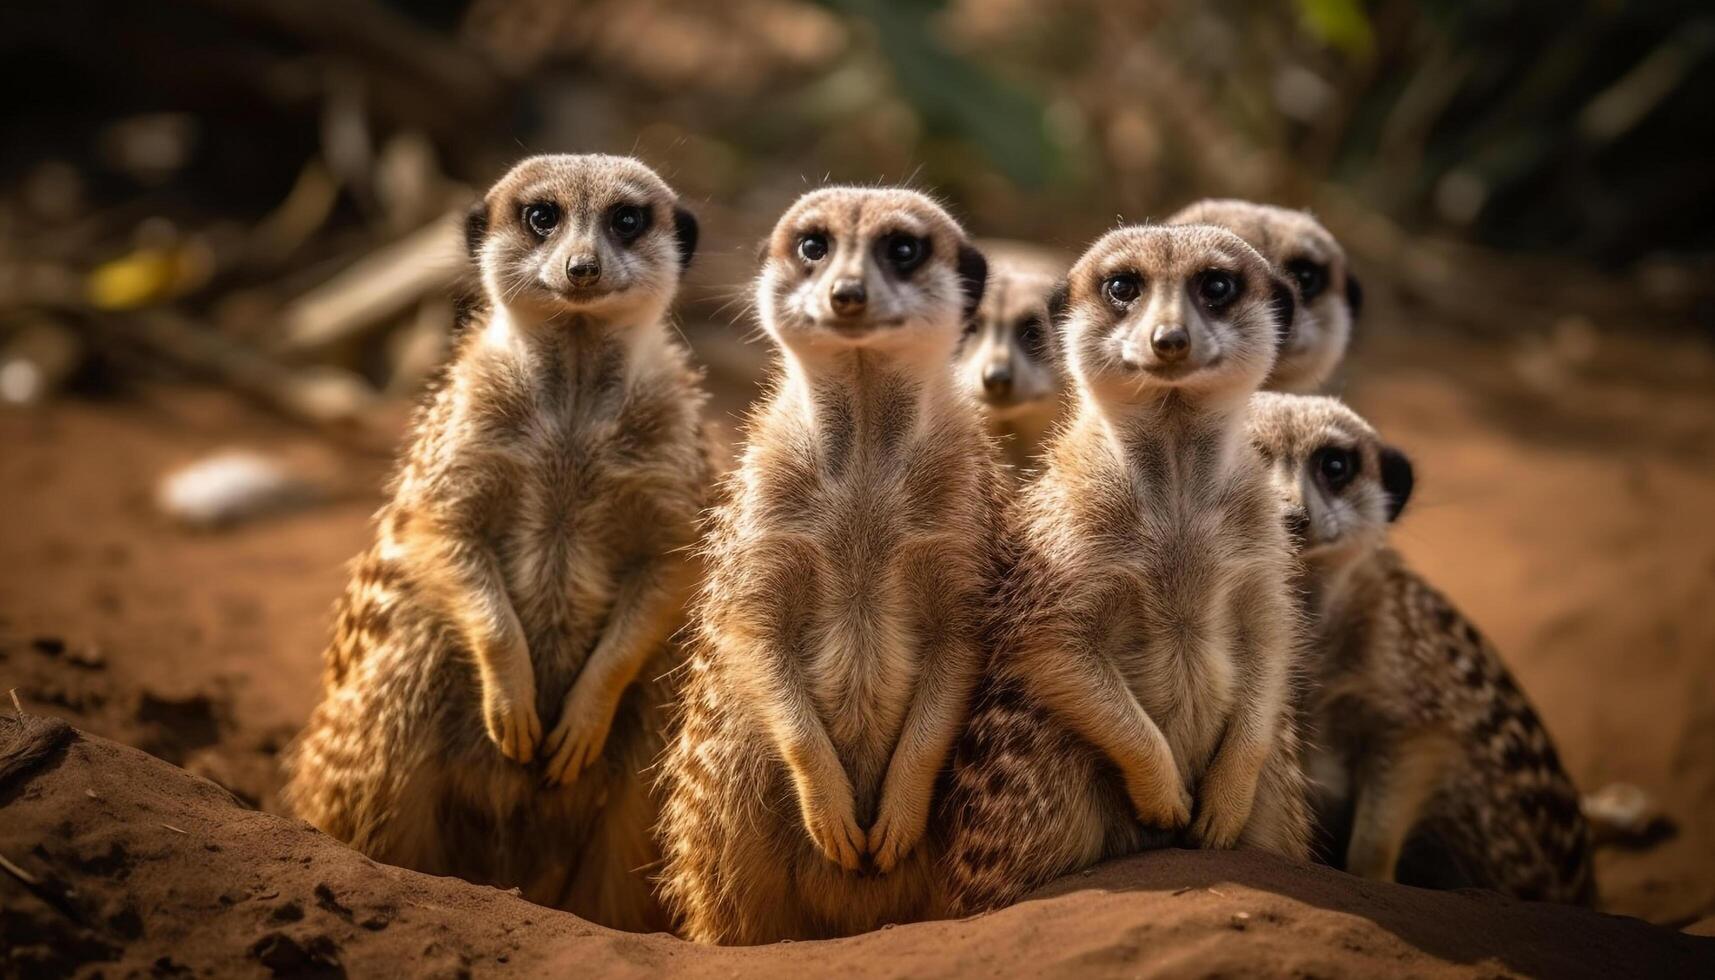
top-left (656, 187), bottom-right (1001, 943)
top-left (283, 154), bottom-right (709, 930)
top-left (944, 224), bottom-right (1311, 915)
top-left (1169, 200), bottom-right (1362, 393)
top-left (954, 242), bottom-right (1070, 471)
top-left (1247, 393), bottom-right (1595, 904)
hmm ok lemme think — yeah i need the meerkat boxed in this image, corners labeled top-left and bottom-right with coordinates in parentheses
top-left (1247, 392), bottom-right (1596, 904)
top-left (1168, 200), bottom-right (1362, 393)
top-left (282, 154), bottom-right (709, 931)
top-left (943, 224), bottom-right (1311, 916)
top-left (655, 187), bottom-right (1001, 944)
top-left (953, 242), bottom-right (1070, 472)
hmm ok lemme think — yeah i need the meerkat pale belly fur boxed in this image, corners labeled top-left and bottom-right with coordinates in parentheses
top-left (283, 155), bottom-right (710, 930)
top-left (656, 187), bottom-right (1002, 944)
top-left (1248, 393), bottom-right (1595, 904)
top-left (944, 224), bottom-right (1311, 915)
top-left (1168, 200), bottom-right (1362, 393)
top-left (955, 243), bottom-right (1071, 472)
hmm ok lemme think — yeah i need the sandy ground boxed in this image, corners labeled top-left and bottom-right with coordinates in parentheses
top-left (2, 320), bottom-right (1714, 973)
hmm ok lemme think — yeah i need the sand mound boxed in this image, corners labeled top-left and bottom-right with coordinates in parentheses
top-left (3, 716), bottom-right (1709, 979)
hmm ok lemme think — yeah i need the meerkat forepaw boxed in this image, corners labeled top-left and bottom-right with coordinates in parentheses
top-left (867, 796), bottom-right (928, 874)
top-left (480, 662), bottom-right (540, 764)
top-left (1188, 782), bottom-right (1256, 850)
top-left (800, 791), bottom-right (866, 871)
top-left (1126, 773), bottom-right (1193, 831)
top-left (542, 695), bottom-right (615, 786)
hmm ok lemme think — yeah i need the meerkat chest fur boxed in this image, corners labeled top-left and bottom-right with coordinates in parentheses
top-left (1046, 404), bottom-right (1284, 766)
top-left (391, 310), bottom-right (700, 676)
top-left (744, 357), bottom-right (987, 768)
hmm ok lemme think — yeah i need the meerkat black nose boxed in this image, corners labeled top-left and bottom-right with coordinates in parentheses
top-left (1151, 323), bottom-right (1190, 361)
top-left (567, 257), bottom-right (602, 286)
top-left (982, 361), bottom-right (1013, 397)
top-left (829, 278), bottom-right (867, 318)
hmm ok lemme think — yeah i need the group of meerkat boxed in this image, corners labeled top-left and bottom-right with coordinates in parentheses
top-left (283, 154), bottom-right (1595, 945)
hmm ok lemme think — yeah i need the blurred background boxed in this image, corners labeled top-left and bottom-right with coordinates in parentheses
top-left (1, 0), bottom-right (1712, 933)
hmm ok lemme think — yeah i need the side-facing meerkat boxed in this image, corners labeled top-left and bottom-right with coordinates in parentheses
top-left (1168, 200), bottom-right (1362, 393)
top-left (954, 242), bottom-right (1070, 472)
top-left (943, 224), bottom-right (1311, 916)
top-left (283, 154), bottom-right (709, 930)
top-left (1247, 392), bottom-right (1595, 904)
top-left (656, 187), bottom-right (1001, 944)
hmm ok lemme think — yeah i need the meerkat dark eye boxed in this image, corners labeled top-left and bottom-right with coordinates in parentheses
top-left (798, 233), bottom-right (829, 263)
top-left (1102, 274), bottom-right (1141, 306)
top-left (609, 204), bottom-right (649, 243)
top-left (881, 233), bottom-right (928, 273)
top-left (1199, 270), bottom-right (1240, 308)
top-left (1017, 313), bottom-right (1048, 359)
top-left (1286, 259), bottom-right (1328, 302)
top-left (522, 202), bottom-right (559, 238)
top-left (1313, 445), bottom-right (1360, 492)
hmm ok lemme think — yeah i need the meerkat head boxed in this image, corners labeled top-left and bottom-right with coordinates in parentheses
top-left (955, 251), bottom-right (1065, 420)
top-left (758, 187), bottom-right (987, 370)
top-left (1168, 200), bottom-right (1361, 393)
top-left (465, 154), bottom-right (698, 324)
top-left (1054, 224), bottom-right (1293, 411)
top-left (1247, 392), bottom-right (1413, 573)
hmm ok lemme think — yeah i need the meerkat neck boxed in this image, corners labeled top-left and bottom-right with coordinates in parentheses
top-left (1081, 387), bottom-right (1250, 481)
top-left (1309, 545), bottom-right (1392, 637)
top-left (482, 303), bottom-right (673, 385)
top-left (779, 347), bottom-right (958, 427)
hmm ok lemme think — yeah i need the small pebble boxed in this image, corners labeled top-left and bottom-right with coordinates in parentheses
top-left (1230, 912), bottom-right (1251, 931)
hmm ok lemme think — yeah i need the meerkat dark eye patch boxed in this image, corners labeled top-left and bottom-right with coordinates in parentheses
top-left (957, 242), bottom-right (988, 320)
top-left (1102, 273), bottom-right (1141, 307)
top-left (673, 207), bottom-right (699, 270)
top-left (881, 233), bottom-right (930, 275)
top-left (1345, 270), bottom-right (1364, 321)
top-left (798, 232), bottom-right (829, 263)
top-left (1286, 258), bottom-right (1328, 302)
top-left (1197, 269), bottom-right (1240, 309)
top-left (464, 200), bottom-right (488, 259)
top-left (1269, 278), bottom-right (1297, 343)
top-left (1313, 445), bottom-right (1359, 493)
top-left (1379, 445), bottom-right (1413, 521)
top-left (1017, 313), bottom-right (1048, 360)
top-left (608, 203), bottom-right (651, 244)
top-left (522, 202), bottom-right (559, 239)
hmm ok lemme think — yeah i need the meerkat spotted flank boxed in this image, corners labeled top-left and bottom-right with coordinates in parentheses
top-left (954, 243), bottom-right (1071, 472)
top-left (1247, 392), bottom-right (1596, 904)
top-left (656, 187), bottom-right (1003, 944)
top-left (1168, 200), bottom-right (1361, 393)
top-left (283, 154), bottom-right (710, 930)
top-left (943, 223), bottom-right (1311, 916)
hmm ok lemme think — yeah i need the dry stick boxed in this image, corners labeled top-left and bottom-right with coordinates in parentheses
top-left (8, 688), bottom-right (23, 720)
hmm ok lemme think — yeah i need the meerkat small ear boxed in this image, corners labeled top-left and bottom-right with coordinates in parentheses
top-left (957, 242), bottom-right (989, 320)
top-left (673, 207), bottom-right (699, 271)
top-left (1345, 270), bottom-right (1364, 321)
top-left (1269, 277), bottom-right (1298, 344)
top-left (464, 200), bottom-right (489, 260)
top-left (1379, 445), bottom-right (1414, 522)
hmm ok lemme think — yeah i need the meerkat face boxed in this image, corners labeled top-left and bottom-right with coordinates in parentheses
top-left (1055, 224), bottom-right (1293, 407)
top-left (466, 154), bottom-right (698, 323)
top-left (955, 258), bottom-right (1063, 420)
top-left (758, 187), bottom-right (987, 365)
top-left (1247, 393), bottom-right (1413, 571)
top-left (1168, 200), bottom-right (1361, 393)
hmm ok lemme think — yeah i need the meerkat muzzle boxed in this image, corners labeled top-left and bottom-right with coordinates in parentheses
top-left (829, 277), bottom-right (868, 318)
top-left (567, 256), bottom-right (602, 287)
top-left (1152, 322), bottom-right (1191, 361)
top-left (981, 359), bottom-right (1014, 399)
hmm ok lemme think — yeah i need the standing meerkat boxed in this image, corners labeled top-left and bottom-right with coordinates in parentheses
top-left (954, 242), bottom-right (1070, 472)
top-left (656, 187), bottom-right (1001, 944)
top-left (283, 154), bottom-right (709, 930)
top-left (1247, 393), bottom-right (1596, 904)
top-left (1168, 199), bottom-right (1362, 393)
top-left (944, 224), bottom-right (1311, 916)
